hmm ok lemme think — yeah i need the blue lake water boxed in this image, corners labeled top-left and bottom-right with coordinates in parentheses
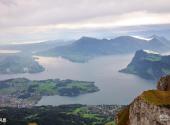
top-left (0, 54), bottom-right (155, 105)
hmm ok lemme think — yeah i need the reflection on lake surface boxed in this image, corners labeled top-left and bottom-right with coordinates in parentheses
top-left (0, 54), bottom-right (155, 105)
top-left (0, 50), bottom-right (20, 54)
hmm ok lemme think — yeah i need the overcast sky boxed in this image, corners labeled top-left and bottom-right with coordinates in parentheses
top-left (0, 0), bottom-right (170, 44)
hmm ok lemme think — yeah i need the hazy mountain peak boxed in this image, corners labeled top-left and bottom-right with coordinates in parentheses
top-left (113, 36), bottom-right (149, 43)
top-left (78, 36), bottom-right (97, 41)
top-left (150, 34), bottom-right (160, 38)
top-left (74, 36), bottom-right (103, 46)
top-left (142, 49), bottom-right (160, 55)
top-left (115, 35), bottom-right (135, 39)
top-left (130, 35), bottom-right (152, 41)
top-left (149, 35), bottom-right (168, 42)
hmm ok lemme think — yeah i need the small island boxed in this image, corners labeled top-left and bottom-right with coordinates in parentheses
top-left (120, 49), bottom-right (170, 80)
top-left (0, 78), bottom-right (99, 107)
top-left (0, 55), bottom-right (45, 74)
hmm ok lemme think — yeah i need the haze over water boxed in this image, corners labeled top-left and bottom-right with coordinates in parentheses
top-left (0, 53), bottom-right (155, 105)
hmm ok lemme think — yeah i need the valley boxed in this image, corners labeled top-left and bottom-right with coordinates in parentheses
top-left (38, 36), bottom-right (170, 62)
top-left (1, 0), bottom-right (170, 124)
top-left (0, 54), bottom-right (155, 106)
top-left (0, 104), bottom-right (123, 125)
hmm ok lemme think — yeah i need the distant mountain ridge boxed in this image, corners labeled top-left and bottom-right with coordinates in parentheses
top-left (120, 49), bottom-right (170, 80)
top-left (38, 35), bottom-right (170, 62)
top-left (0, 40), bottom-right (72, 54)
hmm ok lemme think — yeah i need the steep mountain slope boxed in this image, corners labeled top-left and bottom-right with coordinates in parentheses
top-left (116, 75), bottom-right (170, 125)
top-left (39, 36), bottom-right (170, 62)
top-left (120, 49), bottom-right (170, 80)
top-left (0, 55), bottom-right (44, 74)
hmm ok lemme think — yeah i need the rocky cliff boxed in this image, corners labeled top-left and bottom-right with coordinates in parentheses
top-left (120, 50), bottom-right (170, 80)
top-left (116, 75), bottom-right (170, 125)
top-left (157, 75), bottom-right (170, 91)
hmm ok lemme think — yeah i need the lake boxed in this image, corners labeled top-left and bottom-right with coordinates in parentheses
top-left (0, 50), bottom-right (20, 54)
top-left (0, 54), bottom-right (155, 105)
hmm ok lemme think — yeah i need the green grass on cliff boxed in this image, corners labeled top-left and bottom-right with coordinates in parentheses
top-left (145, 55), bottom-right (161, 62)
top-left (116, 90), bottom-right (170, 125)
top-left (140, 90), bottom-right (170, 106)
top-left (68, 106), bottom-right (114, 125)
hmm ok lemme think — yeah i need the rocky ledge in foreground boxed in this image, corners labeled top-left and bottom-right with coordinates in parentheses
top-left (116, 75), bottom-right (170, 125)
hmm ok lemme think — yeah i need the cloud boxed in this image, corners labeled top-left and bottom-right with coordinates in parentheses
top-left (0, 0), bottom-right (17, 6)
top-left (0, 0), bottom-right (170, 43)
top-left (1, 0), bottom-right (170, 27)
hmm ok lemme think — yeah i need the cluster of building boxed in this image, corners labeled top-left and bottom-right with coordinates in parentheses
top-left (0, 96), bottom-right (33, 108)
top-left (87, 105), bottom-right (123, 117)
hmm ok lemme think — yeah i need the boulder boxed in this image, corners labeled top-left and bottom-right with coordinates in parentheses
top-left (157, 75), bottom-right (170, 91)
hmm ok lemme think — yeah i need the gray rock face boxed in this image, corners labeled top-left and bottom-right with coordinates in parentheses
top-left (157, 75), bottom-right (170, 91)
top-left (116, 75), bottom-right (170, 125)
top-left (129, 97), bottom-right (170, 125)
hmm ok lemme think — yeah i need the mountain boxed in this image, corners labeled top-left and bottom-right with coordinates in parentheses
top-left (0, 40), bottom-right (72, 54)
top-left (116, 75), bottom-right (170, 125)
top-left (38, 35), bottom-right (170, 62)
top-left (120, 49), bottom-right (170, 80)
top-left (0, 55), bottom-right (44, 74)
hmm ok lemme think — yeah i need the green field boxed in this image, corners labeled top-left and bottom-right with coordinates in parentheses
top-left (68, 106), bottom-right (116, 125)
top-left (0, 78), bottom-right (99, 106)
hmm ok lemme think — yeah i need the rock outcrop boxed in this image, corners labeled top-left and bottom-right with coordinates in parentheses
top-left (120, 49), bottom-right (170, 80)
top-left (157, 75), bottom-right (170, 91)
top-left (129, 91), bottom-right (170, 125)
top-left (116, 76), bottom-right (170, 125)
